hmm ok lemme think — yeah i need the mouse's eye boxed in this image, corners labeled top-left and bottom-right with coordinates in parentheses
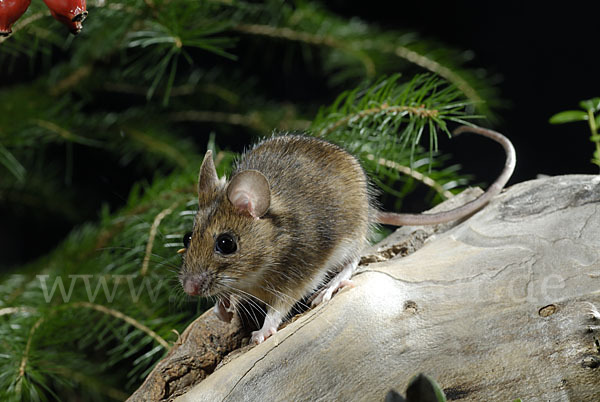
top-left (183, 232), bottom-right (192, 248)
top-left (215, 233), bottom-right (237, 255)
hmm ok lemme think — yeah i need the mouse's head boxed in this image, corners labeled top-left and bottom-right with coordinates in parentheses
top-left (179, 150), bottom-right (275, 299)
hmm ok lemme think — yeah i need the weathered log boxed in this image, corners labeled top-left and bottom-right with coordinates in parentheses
top-left (137, 175), bottom-right (600, 401)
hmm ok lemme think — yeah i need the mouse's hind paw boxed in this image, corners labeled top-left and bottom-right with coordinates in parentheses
top-left (311, 258), bottom-right (358, 307)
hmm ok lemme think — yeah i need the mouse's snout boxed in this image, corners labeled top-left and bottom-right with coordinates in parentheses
top-left (181, 271), bottom-right (213, 296)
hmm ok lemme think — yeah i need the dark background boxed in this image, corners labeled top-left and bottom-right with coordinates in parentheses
top-left (2, 2), bottom-right (599, 268)
top-left (331, 1), bottom-right (600, 184)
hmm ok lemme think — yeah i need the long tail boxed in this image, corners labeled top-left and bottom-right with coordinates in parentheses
top-left (377, 124), bottom-right (516, 226)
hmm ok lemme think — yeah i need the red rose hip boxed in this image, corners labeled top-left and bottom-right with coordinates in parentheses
top-left (41, 0), bottom-right (87, 35)
top-left (0, 0), bottom-right (31, 36)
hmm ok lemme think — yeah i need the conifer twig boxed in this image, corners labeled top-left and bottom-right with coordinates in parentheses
top-left (318, 103), bottom-right (439, 137)
top-left (33, 119), bottom-right (103, 147)
top-left (169, 110), bottom-right (310, 132)
top-left (233, 23), bottom-right (376, 77)
top-left (104, 82), bottom-right (240, 104)
top-left (389, 45), bottom-right (483, 105)
top-left (366, 154), bottom-right (453, 199)
top-left (16, 302), bottom-right (170, 389)
top-left (51, 65), bottom-right (93, 95)
top-left (0, 12), bottom-right (47, 44)
top-left (141, 200), bottom-right (182, 276)
top-left (17, 316), bottom-right (45, 391)
top-left (71, 302), bottom-right (170, 349)
top-left (0, 307), bottom-right (35, 316)
top-left (127, 129), bottom-right (189, 167)
top-left (170, 110), bottom-right (266, 131)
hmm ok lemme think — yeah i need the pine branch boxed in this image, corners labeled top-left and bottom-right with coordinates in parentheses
top-left (366, 154), bottom-right (454, 199)
top-left (1, 0), bottom-right (498, 112)
top-left (0, 143), bottom-right (26, 183)
top-left (233, 23), bottom-right (377, 78)
top-left (229, 1), bottom-right (499, 114)
top-left (169, 109), bottom-right (311, 133)
top-left (0, 1), bottom-right (500, 397)
top-left (312, 74), bottom-right (479, 160)
top-left (0, 307), bottom-right (35, 316)
top-left (141, 200), bottom-right (183, 276)
top-left (0, 175), bottom-right (202, 398)
top-left (308, 73), bottom-right (477, 205)
top-left (71, 302), bottom-right (171, 349)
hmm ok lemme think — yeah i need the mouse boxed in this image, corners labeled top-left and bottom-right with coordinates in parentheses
top-left (178, 124), bottom-right (516, 344)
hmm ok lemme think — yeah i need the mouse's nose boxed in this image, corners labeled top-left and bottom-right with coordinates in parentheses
top-left (182, 272), bottom-right (212, 296)
top-left (183, 277), bottom-right (200, 295)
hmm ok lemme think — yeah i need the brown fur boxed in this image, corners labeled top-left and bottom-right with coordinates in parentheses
top-left (180, 135), bottom-right (371, 317)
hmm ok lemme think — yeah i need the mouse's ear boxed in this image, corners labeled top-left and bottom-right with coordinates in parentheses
top-left (227, 170), bottom-right (270, 219)
top-left (198, 150), bottom-right (219, 196)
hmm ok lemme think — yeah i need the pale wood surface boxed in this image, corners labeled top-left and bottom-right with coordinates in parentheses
top-left (136, 175), bottom-right (600, 401)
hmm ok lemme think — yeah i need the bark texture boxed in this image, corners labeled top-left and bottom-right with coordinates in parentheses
top-left (127, 309), bottom-right (248, 401)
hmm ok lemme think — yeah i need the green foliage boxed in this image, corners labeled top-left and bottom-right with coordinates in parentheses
top-left (0, 164), bottom-right (215, 400)
top-left (0, 0), bottom-right (501, 399)
top-left (0, 0), bottom-right (499, 223)
top-left (548, 110), bottom-right (588, 124)
top-left (123, 0), bottom-right (238, 104)
top-left (549, 97), bottom-right (600, 169)
top-left (385, 373), bottom-right (447, 402)
top-left (311, 74), bottom-right (476, 206)
top-left (0, 143), bottom-right (26, 183)
top-left (405, 374), bottom-right (447, 402)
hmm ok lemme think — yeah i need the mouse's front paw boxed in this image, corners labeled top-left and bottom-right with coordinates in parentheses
top-left (251, 326), bottom-right (277, 344)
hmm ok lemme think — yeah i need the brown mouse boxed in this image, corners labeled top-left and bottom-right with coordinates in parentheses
top-left (179, 124), bottom-right (516, 344)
